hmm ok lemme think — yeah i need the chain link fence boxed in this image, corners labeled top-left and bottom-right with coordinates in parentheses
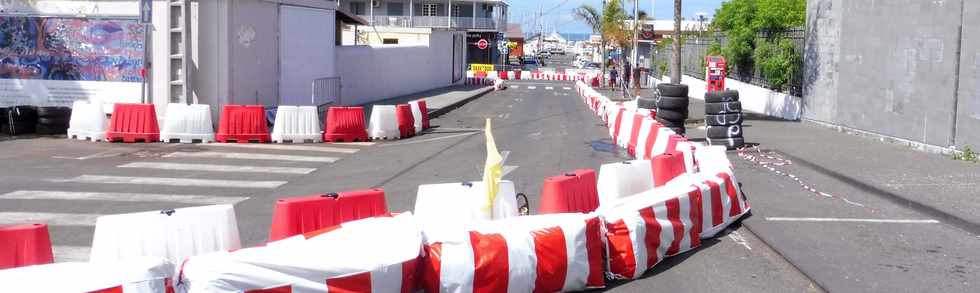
top-left (650, 29), bottom-right (804, 97)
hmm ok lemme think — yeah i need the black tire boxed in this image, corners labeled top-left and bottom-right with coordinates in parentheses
top-left (706, 125), bottom-right (743, 138)
top-left (657, 83), bottom-right (689, 97)
top-left (655, 117), bottom-right (685, 128)
top-left (637, 97), bottom-right (657, 109)
top-left (37, 106), bottom-right (71, 118)
top-left (7, 122), bottom-right (36, 135)
top-left (655, 108), bottom-right (688, 121)
top-left (38, 117), bottom-right (69, 126)
top-left (657, 96), bottom-right (689, 110)
top-left (708, 137), bottom-right (745, 150)
top-left (705, 113), bottom-right (743, 126)
top-left (704, 101), bottom-right (742, 114)
top-left (705, 90), bottom-right (739, 103)
top-left (669, 126), bottom-right (686, 135)
top-left (9, 106), bottom-right (38, 122)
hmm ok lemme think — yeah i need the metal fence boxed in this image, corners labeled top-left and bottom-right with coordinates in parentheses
top-left (651, 29), bottom-right (804, 96)
top-left (313, 77), bottom-right (342, 121)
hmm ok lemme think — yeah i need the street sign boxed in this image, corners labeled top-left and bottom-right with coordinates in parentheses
top-left (139, 0), bottom-right (152, 24)
top-left (477, 39), bottom-right (489, 50)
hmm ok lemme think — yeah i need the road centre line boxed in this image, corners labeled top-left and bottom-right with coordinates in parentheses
top-left (118, 162), bottom-right (315, 174)
top-left (56, 175), bottom-right (287, 189)
top-left (765, 217), bottom-right (940, 224)
top-left (1, 190), bottom-right (248, 205)
top-left (164, 152), bottom-right (338, 163)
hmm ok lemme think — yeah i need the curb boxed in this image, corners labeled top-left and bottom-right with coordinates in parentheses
top-left (427, 86), bottom-right (495, 118)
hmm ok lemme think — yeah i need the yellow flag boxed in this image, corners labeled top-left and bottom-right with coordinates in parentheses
top-left (482, 118), bottom-right (503, 218)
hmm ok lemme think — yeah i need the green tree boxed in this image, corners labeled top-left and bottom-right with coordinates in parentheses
top-left (574, 4), bottom-right (605, 79)
top-left (711, 0), bottom-right (804, 88)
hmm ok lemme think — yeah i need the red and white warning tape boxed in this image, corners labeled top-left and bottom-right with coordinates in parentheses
top-left (736, 145), bottom-right (865, 207)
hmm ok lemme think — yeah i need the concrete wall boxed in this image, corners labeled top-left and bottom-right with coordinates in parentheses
top-left (337, 30), bottom-right (464, 105)
top-left (805, 0), bottom-right (980, 148)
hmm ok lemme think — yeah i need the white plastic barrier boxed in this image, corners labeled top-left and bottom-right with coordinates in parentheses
top-left (368, 105), bottom-right (400, 140)
top-left (634, 118), bottom-right (657, 160)
top-left (596, 183), bottom-right (703, 280)
top-left (617, 111), bottom-right (638, 148)
top-left (160, 103), bottom-right (215, 143)
top-left (271, 105), bottom-right (322, 143)
top-left (675, 140), bottom-right (700, 174)
top-left (673, 162), bottom-right (749, 238)
top-left (606, 106), bottom-right (624, 139)
top-left (423, 213), bottom-right (606, 292)
top-left (177, 214), bottom-right (421, 293)
top-left (650, 127), bottom-right (678, 156)
top-left (409, 100), bottom-right (425, 133)
top-left (90, 204), bottom-right (241, 264)
top-left (414, 180), bottom-right (519, 239)
top-left (596, 159), bottom-right (654, 206)
top-left (67, 100), bottom-right (108, 141)
top-left (693, 144), bottom-right (733, 174)
top-left (0, 257), bottom-right (173, 293)
top-left (494, 78), bottom-right (505, 91)
top-left (521, 70), bottom-right (531, 80)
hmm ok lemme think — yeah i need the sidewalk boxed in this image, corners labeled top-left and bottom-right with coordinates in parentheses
top-left (689, 116), bottom-right (980, 234)
top-left (360, 84), bottom-right (493, 119)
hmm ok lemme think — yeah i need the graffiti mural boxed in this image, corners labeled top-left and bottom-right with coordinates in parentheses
top-left (0, 16), bottom-right (144, 82)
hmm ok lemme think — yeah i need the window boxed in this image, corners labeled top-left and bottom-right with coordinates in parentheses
top-left (350, 2), bottom-right (366, 15)
top-left (388, 3), bottom-right (404, 15)
top-left (422, 3), bottom-right (439, 16)
top-left (383, 38), bottom-right (399, 44)
top-left (452, 4), bottom-right (460, 17)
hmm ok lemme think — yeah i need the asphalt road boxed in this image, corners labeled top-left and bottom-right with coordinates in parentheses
top-left (2, 55), bottom-right (976, 291)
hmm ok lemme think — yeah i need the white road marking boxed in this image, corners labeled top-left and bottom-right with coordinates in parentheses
top-left (1, 190), bottom-right (248, 205)
top-left (164, 152), bottom-right (338, 163)
top-left (326, 142), bottom-right (376, 146)
top-left (727, 229), bottom-right (752, 250)
top-left (0, 212), bottom-right (101, 226)
top-left (510, 86), bottom-right (519, 89)
top-left (501, 165), bottom-right (519, 178)
top-left (118, 162), bottom-right (315, 174)
top-left (53, 245), bottom-right (91, 262)
top-left (562, 87), bottom-right (571, 90)
top-left (765, 217), bottom-right (940, 224)
top-left (57, 175), bottom-right (287, 189)
top-left (527, 86), bottom-right (537, 89)
top-left (52, 149), bottom-right (127, 160)
top-left (207, 143), bottom-right (360, 154)
top-left (381, 132), bottom-right (478, 147)
top-left (545, 86), bottom-right (554, 90)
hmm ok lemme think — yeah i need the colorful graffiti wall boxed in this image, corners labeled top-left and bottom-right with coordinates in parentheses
top-left (0, 16), bottom-right (144, 82)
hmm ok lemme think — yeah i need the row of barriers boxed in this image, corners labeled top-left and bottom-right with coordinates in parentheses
top-left (64, 99), bottom-right (431, 144)
top-left (1, 80), bottom-right (750, 292)
top-left (467, 70), bottom-right (599, 82)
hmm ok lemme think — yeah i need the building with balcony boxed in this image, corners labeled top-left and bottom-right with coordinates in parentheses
top-left (339, 0), bottom-right (508, 65)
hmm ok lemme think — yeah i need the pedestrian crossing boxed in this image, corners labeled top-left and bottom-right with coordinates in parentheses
top-left (0, 142), bottom-right (368, 263)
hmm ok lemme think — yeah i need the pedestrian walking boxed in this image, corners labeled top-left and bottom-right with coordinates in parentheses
top-left (609, 67), bottom-right (619, 90)
top-left (623, 61), bottom-right (632, 89)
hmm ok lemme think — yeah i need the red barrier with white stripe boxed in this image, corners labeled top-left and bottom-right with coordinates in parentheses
top-left (597, 184), bottom-right (703, 280)
top-left (422, 213), bottom-right (606, 292)
top-left (177, 214), bottom-right (421, 293)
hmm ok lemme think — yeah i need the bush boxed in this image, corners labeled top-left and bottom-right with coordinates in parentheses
top-left (753, 38), bottom-right (800, 90)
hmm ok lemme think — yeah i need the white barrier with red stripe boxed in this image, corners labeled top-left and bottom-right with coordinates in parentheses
top-left (0, 257), bottom-right (174, 293)
top-left (468, 70), bottom-right (598, 82)
top-left (597, 183), bottom-right (703, 280)
top-left (422, 213), bottom-right (606, 292)
top-left (176, 214), bottom-right (421, 293)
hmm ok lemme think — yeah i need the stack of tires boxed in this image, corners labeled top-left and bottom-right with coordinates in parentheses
top-left (654, 83), bottom-right (689, 135)
top-left (705, 90), bottom-right (744, 149)
top-left (36, 106), bottom-right (71, 135)
top-left (2, 105), bottom-right (38, 135)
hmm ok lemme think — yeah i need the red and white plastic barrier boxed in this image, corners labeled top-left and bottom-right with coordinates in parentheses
top-left (422, 213), bottom-right (606, 292)
top-left (0, 257), bottom-right (174, 293)
top-left (177, 214), bottom-right (421, 293)
top-left (597, 183), bottom-right (703, 280)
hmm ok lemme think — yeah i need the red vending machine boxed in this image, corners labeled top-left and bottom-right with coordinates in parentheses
top-left (705, 56), bottom-right (727, 92)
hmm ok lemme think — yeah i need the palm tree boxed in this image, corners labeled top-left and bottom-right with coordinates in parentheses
top-left (671, 0), bottom-right (682, 83)
top-left (574, 4), bottom-right (605, 84)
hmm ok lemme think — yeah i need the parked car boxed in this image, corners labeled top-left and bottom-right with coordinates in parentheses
top-left (538, 51), bottom-right (551, 59)
top-left (522, 59), bottom-right (541, 71)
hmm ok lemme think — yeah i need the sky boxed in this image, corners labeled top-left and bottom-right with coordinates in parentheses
top-left (507, 0), bottom-right (726, 34)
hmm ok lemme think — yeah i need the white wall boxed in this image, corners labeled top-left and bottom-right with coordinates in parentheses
top-left (279, 5), bottom-right (336, 106)
top-left (337, 30), bottom-right (464, 105)
top-left (659, 75), bottom-right (802, 120)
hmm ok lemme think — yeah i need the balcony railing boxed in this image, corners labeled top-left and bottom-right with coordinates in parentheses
top-left (364, 15), bottom-right (504, 31)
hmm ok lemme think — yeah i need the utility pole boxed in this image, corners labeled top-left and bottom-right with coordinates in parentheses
top-left (670, 0), bottom-right (682, 83)
top-left (631, 0), bottom-right (638, 67)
